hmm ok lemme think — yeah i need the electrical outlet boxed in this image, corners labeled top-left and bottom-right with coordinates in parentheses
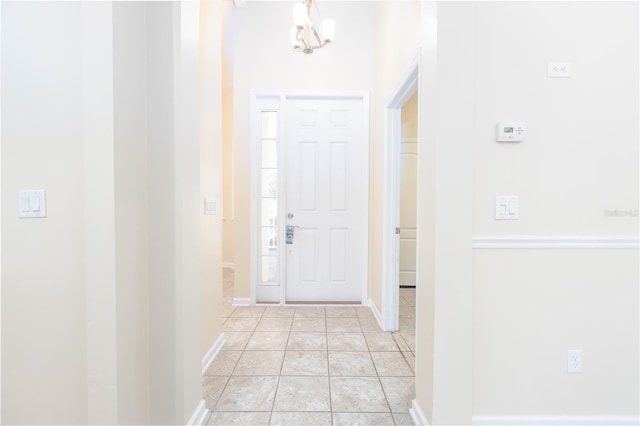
top-left (568, 349), bottom-right (582, 373)
top-left (548, 62), bottom-right (571, 78)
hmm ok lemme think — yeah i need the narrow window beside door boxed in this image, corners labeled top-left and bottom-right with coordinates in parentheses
top-left (260, 111), bottom-right (279, 285)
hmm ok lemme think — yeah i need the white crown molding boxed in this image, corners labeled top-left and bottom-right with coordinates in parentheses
top-left (202, 333), bottom-right (225, 375)
top-left (472, 416), bottom-right (640, 425)
top-left (472, 235), bottom-right (640, 249)
top-left (410, 399), bottom-right (429, 426)
top-left (186, 400), bottom-right (208, 426)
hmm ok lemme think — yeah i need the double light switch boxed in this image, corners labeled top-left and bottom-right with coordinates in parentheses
top-left (19, 190), bottom-right (47, 218)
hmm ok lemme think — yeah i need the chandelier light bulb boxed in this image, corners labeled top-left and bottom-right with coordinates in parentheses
top-left (321, 18), bottom-right (335, 42)
top-left (293, 3), bottom-right (307, 29)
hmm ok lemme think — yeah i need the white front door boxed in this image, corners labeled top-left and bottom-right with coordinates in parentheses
top-left (284, 98), bottom-right (365, 302)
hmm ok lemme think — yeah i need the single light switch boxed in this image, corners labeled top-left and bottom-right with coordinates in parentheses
top-left (495, 196), bottom-right (519, 220)
top-left (18, 190), bottom-right (46, 218)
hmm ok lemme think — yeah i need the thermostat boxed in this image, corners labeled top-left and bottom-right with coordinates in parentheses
top-left (496, 122), bottom-right (525, 142)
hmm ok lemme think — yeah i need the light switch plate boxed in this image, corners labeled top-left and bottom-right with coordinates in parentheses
top-left (495, 196), bottom-right (519, 220)
top-left (205, 197), bottom-right (217, 215)
top-left (18, 190), bottom-right (47, 218)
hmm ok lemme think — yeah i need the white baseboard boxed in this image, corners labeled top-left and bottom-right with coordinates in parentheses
top-left (202, 333), bottom-right (225, 374)
top-left (364, 299), bottom-right (385, 333)
top-left (186, 399), bottom-right (208, 426)
top-left (222, 262), bottom-right (235, 269)
top-left (472, 416), bottom-right (640, 425)
top-left (410, 399), bottom-right (429, 426)
top-left (232, 298), bottom-right (250, 306)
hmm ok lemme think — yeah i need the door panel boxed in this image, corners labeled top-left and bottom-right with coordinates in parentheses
top-left (399, 139), bottom-right (417, 286)
top-left (286, 98), bottom-right (364, 302)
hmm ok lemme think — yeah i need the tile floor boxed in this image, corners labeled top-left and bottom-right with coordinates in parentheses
top-left (204, 268), bottom-right (416, 425)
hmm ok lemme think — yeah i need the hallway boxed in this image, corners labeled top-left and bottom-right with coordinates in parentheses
top-left (202, 268), bottom-right (416, 425)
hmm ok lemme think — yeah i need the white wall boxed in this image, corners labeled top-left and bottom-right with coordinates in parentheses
top-left (230, 1), bottom-right (375, 300)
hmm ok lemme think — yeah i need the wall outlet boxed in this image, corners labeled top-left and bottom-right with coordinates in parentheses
top-left (548, 62), bottom-right (571, 78)
top-left (567, 349), bottom-right (582, 373)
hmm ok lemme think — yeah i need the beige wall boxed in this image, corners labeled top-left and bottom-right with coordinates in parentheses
top-left (230, 1), bottom-right (376, 300)
top-left (221, 0), bottom-right (235, 267)
top-left (401, 91), bottom-right (418, 140)
top-left (414, 1), bottom-right (639, 423)
top-left (470, 1), bottom-right (639, 418)
top-left (2, 3), bottom-right (89, 422)
top-left (200, 0), bottom-right (225, 361)
top-left (1, 2), bottom-right (223, 424)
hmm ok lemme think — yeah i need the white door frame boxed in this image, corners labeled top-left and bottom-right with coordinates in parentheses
top-left (249, 90), bottom-right (370, 305)
top-left (381, 58), bottom-right (419, 331)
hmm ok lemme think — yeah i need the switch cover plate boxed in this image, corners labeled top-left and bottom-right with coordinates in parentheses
top-left (18, 190), bottom-right (46, 218)
top-left (495, 196), bottom-right (519, 220)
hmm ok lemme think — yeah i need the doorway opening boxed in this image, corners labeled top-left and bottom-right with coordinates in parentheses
top-left (381, 58), bottom-right (419, 331)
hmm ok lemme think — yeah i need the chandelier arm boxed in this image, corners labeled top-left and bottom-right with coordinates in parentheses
top-left (310, 25), bottom-right (324, 48)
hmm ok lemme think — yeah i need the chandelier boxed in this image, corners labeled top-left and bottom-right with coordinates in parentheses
top-left (290, 0), bottom-right (335, 54)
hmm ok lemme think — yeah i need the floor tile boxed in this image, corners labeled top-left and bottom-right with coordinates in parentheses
top-left (204, 351), bottom-right (242, 376)
top-left (263, 306), bottom-right (296, 318)
top-left (393, 412), bottom-right (415, 425)
top-left (327, 333), bottom-right (368, 351)
top-left (233, 350), bottom-right (285, 376)
top-left (207, 412), bottom-right (271, 425)
top-left (281, 351), bottom-right (328, 376)
top-left (364, 332), bottom-right (400, 351)
top-left (246, 332), bottom-right (290, 351)
top-left (256, 317), bottom-right (293, 332)
top-left (326, 307), bottom-right (357, 318)
top-left (221, 305), bottom-right (235, 317)
top-left (273, 376), bottom-right (331, 412)
top-left (223, 316), bottom-right (260, 332)
top-left (270, 412), bottom-right (332, 425)
top-left (328, 352), bottom-right (376, 377)
top-left (222, 332), bottom-right (252, 351)
top-left (287, 332), bottom-right (327, 351)
top-left (403, 351), bottom-right (415, 372)
top-left (358, 317), bottom-right (383, 332)
top-left (399, 304), bottom-right (416, 319)
top-left (231, 306), bottom-right (266, 317)
top-left (291, 317), bottom-right (326, 332)
top-left (326, 317), bottom-right (361, 332)
top-left (203, 376), bottom-right (229, 409)
top-left (293, 307), bottom-right (326, 318)
top-left (214, 376), bottom-right (279, 411)
top-left (332, 412), bottom-right (396, 425)
top-left (330, 377), bottom-right (389, 412)
top-left (391, 332), bottom-right (410, 353)
top-left (380, 376), bottom-right (415, 413)
top-left (371, 352), bottom-right (413, 377)
top-left (355, 307), bottom-right (376, 318)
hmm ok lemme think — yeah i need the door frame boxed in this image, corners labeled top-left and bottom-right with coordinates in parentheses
top-left (249, 90), bottom-right (370, 305)
top-left (381, 58), bottom-right (419, 331)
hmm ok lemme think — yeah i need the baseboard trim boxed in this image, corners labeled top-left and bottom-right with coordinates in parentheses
top-left (364, 299), bottom-right (385, 334)
top-left (232, 297), bottom-right (250, 306)
top-left (472, 235), bottom-right (640, 249)
top-left (186, 399), bottom-right (208, 426)
top-left (410, 399), bottom-right (429, 426)
top-left (202, 333), bottom-right (225, 374)
top-left (472, 416), bottom-right (640, 425)
top-left (222, 262), bottom-right (235, 269)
